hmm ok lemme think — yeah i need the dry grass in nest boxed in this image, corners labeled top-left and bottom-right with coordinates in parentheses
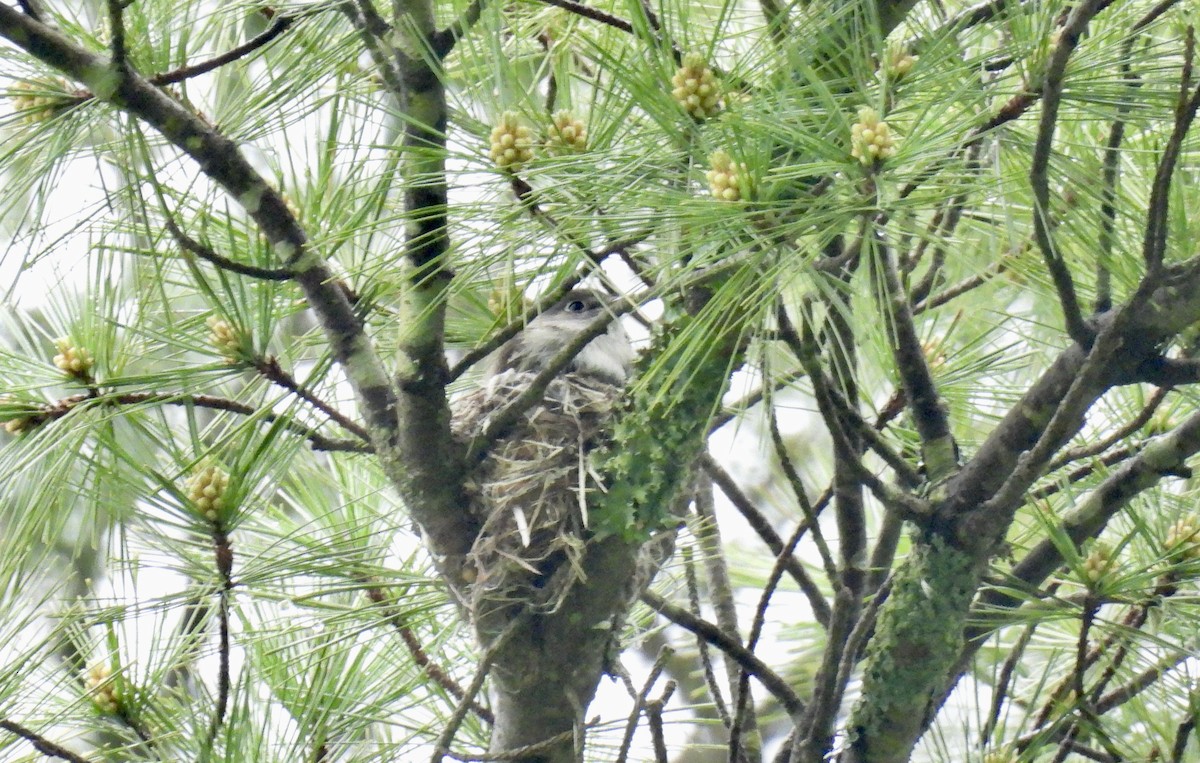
top-left (452, 370), bottom-right (621, 622)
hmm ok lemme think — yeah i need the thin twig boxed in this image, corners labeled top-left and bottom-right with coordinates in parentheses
top-left (466, 301), bottom-right (634, 460)
top-left (1028, 0), bottom-right (1108, 343)
top-left (981, 617), bottom-right (1040, 742)
top-left (1095, 653), bottom-right (1189, 714)
top-left (767, 402), bottom-right (840, 582)
top-left (0, 720), bottom-right (94, 763)
top-left (21, 391), bottom-right (369, 453)
top-left (1048, 386), bottom-right (1169, 470)
top-left (730, 513), bottom-right (811, 759)
top-left (204, 525), bottom-right (234, 748)
top-left (699, 454), bottom-right (831, 627)
top-left (152, 13), bottom-right (300, 86)
top-left (913, 244), bottom-right (1025, 314)
top-left (532, 0), bottom-right (633, 33)
top-left (165, 216), bottom-right (293, 281)
top-left (431, 0), bottom-right (490, 58)
top-left (445, 722), bottom-right (599, 761)
top-left (431, 617), bottom-right (525, 763)
top-left (365, 586), bottom-right (493, 724)
top-left (1094, 39), bottom-right (1140, 312)
top-left (681, 547), bottom-right (733, 731)
top-left (252, 356), bottom-right (371, 442)
top-left (647, 684), bottom-right (675, 763)
top-left (615, 647), bottom-right (672, 763)
top-left (448, 277), bottom-right (589, 382)
top-left (641, 591), bottom-right (805, 716)
top-left (1142, 28), bottom-right (1200, 274)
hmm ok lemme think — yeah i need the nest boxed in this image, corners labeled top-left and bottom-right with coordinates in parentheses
top-left (452, 370), bottom-right (622, 623)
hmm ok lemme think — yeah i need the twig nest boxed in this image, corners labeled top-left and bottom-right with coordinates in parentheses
top-left (671, 52), bottom-right (721, 120)
top-left (84, 664), bottom-right (121, 715)
top-left (52, 338), bottom-right (94, 378)
top-left (546, 110), bottom-right (588, 153)
top-left (187, 463), bottom-right (231, 523)
top-left (706, 150), bottom-right (748, 202)
top-left (850, 106), bottom-right (898, 166)
top-left (452, 371), bottom-right (622, 624)
top-left (489, 111), bottom-right (535, 171)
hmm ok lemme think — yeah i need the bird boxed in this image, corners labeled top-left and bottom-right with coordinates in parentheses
top-left (486, 289), bottom-right (634, 385)
top-left (452, 289), bottom-right (634, 622)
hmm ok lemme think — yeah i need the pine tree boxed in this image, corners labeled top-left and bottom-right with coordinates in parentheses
top-left (2, 0), bottom-right (1200, 760)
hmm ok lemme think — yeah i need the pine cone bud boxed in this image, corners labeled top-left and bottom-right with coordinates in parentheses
top-left (53, 338), bottom-right (94, 378)
top-left (671, 53), bottom-right (721, 120)
top-left (187, 464), bottom-right (231, 523)
top-left (886, 46), bottom-right (918, 79)
top-left (207, 317), bottom-right (243, 362)
top-left (489, 112), bottom-right (535, 171)
top-left (546, 110), bottom-right (588, 153)
top-left (9, 78), bottom-right (72, 124)
top-left (850, 106), bottom-right (898, 166)
top-left (1, 396), bottom-right (35, 435)
top-left (1165, 517), bottom-right (1200, 561)
top-left (1081, 541), bottom-right (1114, 584)
top-left (3, 418), bottom-right (32, 435)
top-left (84, 664), bottom-right (121, 715)
top-left (706, 150), bottom-right (748, 202)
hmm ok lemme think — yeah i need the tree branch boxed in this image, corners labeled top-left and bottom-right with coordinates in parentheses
top-left (0, 720), bottom-right (94, 763)
top-left (1028, 0), bottom-right (1107, 344)
top-left (1142, 28), bottom-right (1200, 274)
top-left (365, 585), bottom-right (494, 724)
top-left (17, 391), bottom-right (370, 452)
top-left (165, 215), bottom-right (292, 281)
top-left (641, 591), bottom-right (805, 716)
top-left (699, 454), bottom-right (831, 627)
top-left (151, 13), bottom-right (300, 86)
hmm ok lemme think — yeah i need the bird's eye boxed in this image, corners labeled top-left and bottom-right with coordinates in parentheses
top-left (566, 300), bottom-right (587, 313)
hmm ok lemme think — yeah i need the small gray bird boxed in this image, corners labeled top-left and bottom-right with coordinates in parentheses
top-left (488, 289), bottom-right (634, 385)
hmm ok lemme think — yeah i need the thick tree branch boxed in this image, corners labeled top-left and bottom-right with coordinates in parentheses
top-left (344, 0), bottom-right (474, 562)
top-left (974, 407), bottom-right (1200, 633)
top-left (872, 235), bottom-right (956, 480)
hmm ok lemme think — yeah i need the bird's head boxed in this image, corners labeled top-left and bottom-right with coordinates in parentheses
top-left (489, 290), bottom-right (634, 384)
